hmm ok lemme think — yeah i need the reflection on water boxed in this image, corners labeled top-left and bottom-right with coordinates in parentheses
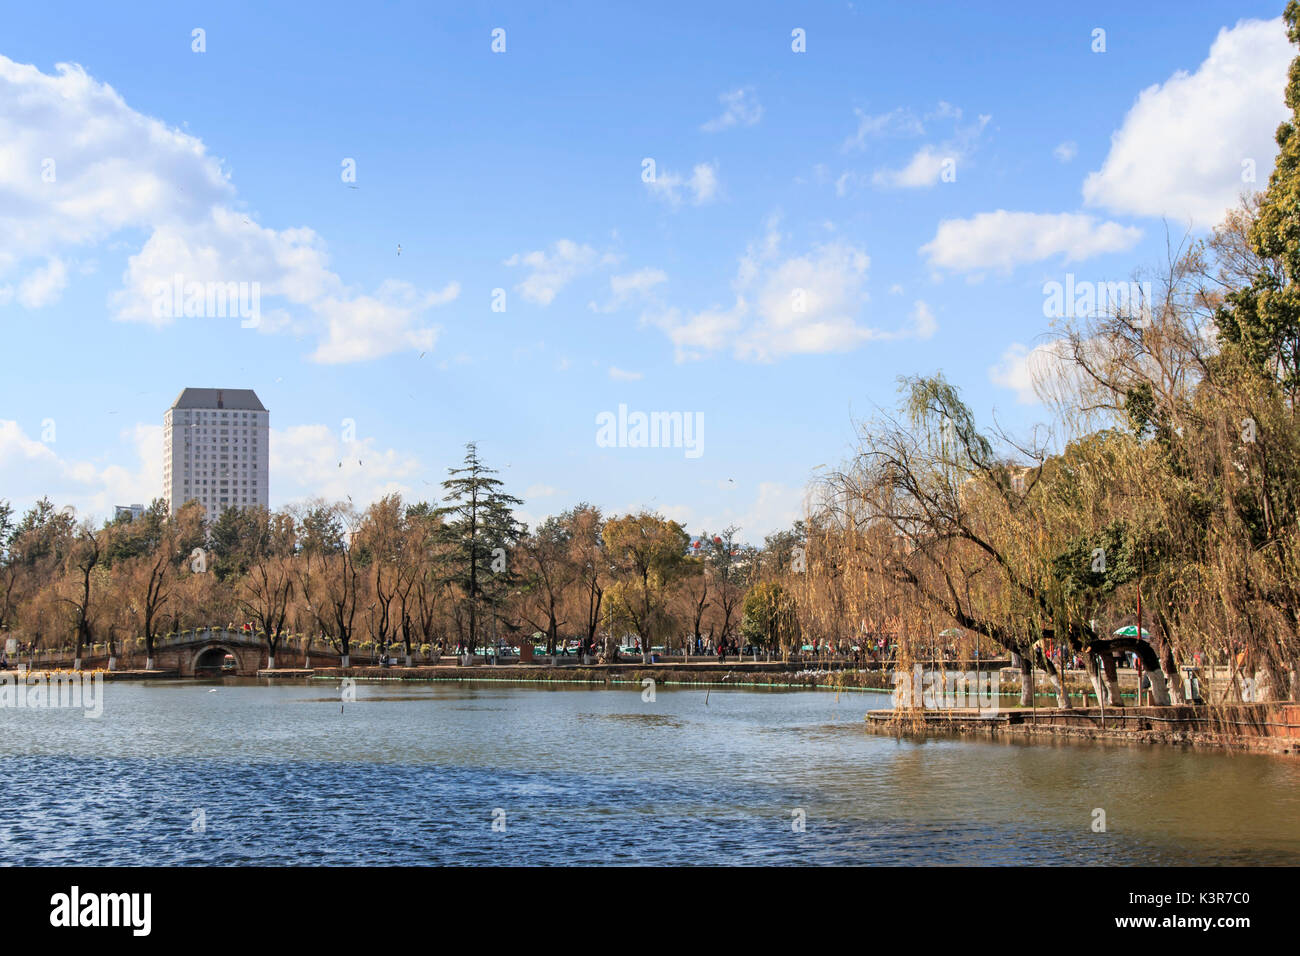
top-left (1, 679), bottom-right (1297, 865)
top-left (580, 712), bottom-right (685, 728)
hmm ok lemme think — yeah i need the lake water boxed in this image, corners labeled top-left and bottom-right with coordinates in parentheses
top-left (3, 679), bottom-right (1298, 865)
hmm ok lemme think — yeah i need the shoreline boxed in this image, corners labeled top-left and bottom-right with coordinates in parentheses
top-left (866, 703), bottom-right (1300, 757)
top-left (1, 661), bottom-right (1159, 701)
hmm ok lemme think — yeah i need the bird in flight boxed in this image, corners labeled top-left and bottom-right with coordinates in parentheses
top-left (397, 244), bottom-right (402, 256)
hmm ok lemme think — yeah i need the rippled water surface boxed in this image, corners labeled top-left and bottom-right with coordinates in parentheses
top-left (3, 678), bottom-right (1299, 865)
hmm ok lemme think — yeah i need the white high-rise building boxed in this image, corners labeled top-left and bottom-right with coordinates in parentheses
top-left (164, 388), bottom-right (269, 518)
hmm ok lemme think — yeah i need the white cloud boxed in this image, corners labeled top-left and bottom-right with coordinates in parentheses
top-left (271, 424), bottom-right (423, 506)
top-left (645, 162), bottom-right (719, 207)
top-left (0, 57), bottom-right (232, 260)
top-left (921, 211), bottom-right (1142, 272)
top-left (927, 101), bottom-right (963, 122)
top-left (17, 257), bottom-right (68, 307)
top-left (735, 481), bottom-right (806, 540)
top-left (906, 300), bottom-right (937, 340)
top-left (842, 106), bottom-right (925, 152)
top-left (646, 304), bottom-right (745, 360)
top-left (657, 481), bottom-right (807, 542)
top-left (834, 171), bottom-right (863, 197)
top-left (701, 87), bottom-right (762, 132)
top-left (1053, 141), bottom-right (1078, 163)
top-left (0, 54), bottom-right (456, 361)
top-left (873, 145), bottom-right (954, 188)
top-left (608, 366), bottom-right (644, 381)
top-left (836, 104), bottom-right (989, 192)
top-left (110, 207), bottom-right (338, 325)
top-left (505, 239), bottom-right (613, 306)
top-left (0, 420), bottom-right (163, 520)
top-left (589, 267), bottom-right (667, 313)
top-left (610, 268), bottom-right (667, 299)
top-left (867, 111), bottom-right (989, 189)
top-left (738, 240), bottom-right (874, 360)
top-left (646, 221), bottom-right (934, 362)
top-left (690, 164), bottom-right (719, 204)
top-left (1082, 16), bottom-right (1291, 229)
top-left (989, 341), bottom-right (1073, 404)
top-left (309, 279), bottom-right (458, 364)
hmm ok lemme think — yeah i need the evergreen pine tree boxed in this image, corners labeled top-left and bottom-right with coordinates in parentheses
top-left (438, 442), bottom-right (524, 656)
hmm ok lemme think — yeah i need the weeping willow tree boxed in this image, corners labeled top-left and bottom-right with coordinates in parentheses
top-left (805, 373), bottom-right (1074, 710)
top-left (801, 360), bottom-right (1263, 715)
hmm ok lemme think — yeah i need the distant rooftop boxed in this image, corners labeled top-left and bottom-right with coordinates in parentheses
top-left (169, 388), bottom-right (267, 412)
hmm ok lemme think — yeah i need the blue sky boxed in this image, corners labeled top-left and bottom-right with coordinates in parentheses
top-left (0, 0), bottom-right (1291, 539)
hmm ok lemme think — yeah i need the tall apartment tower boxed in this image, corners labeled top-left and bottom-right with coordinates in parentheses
top-left (164, 388), bottom-right (269, 518)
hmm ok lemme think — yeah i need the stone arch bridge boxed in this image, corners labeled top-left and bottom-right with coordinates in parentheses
top-left (31, 628), bottom-right (365, 676)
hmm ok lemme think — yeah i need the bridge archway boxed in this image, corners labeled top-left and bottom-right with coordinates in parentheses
top-left (193, 644), bottom-right (241, 675)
